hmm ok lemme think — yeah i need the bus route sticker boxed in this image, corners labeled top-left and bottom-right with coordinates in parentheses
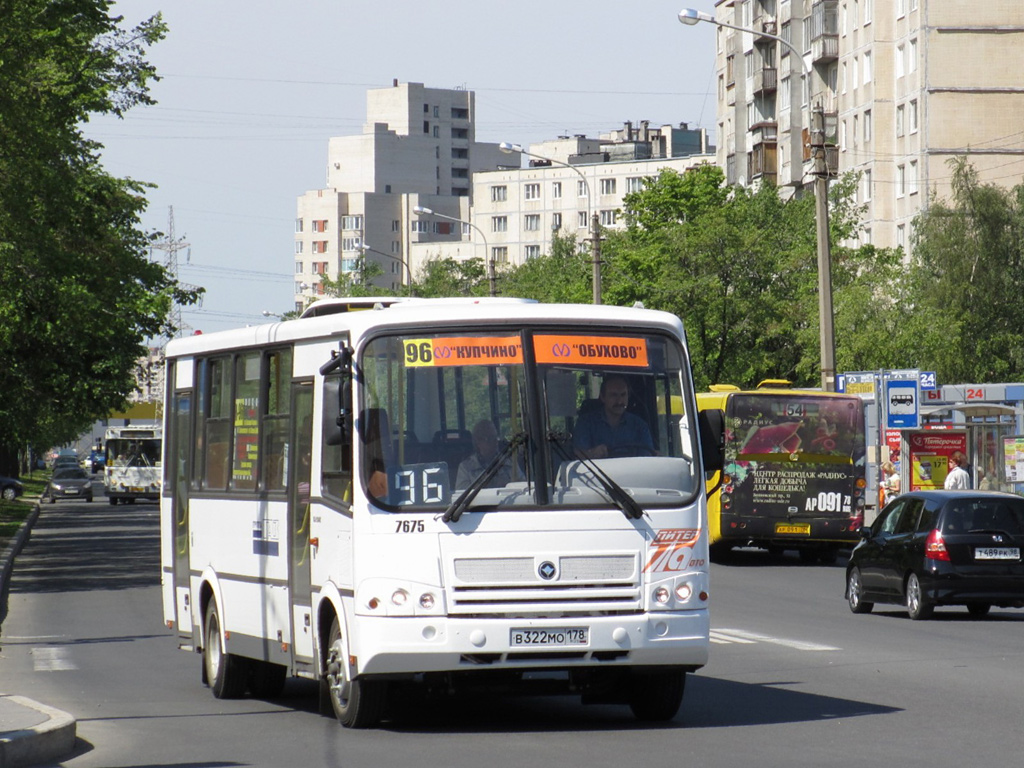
top-left (643, 528), bottom-right (702, 572)
top-left (533, 335), bottom-right (649, 367)
top-left (403, 336), bottom-right (523, 367)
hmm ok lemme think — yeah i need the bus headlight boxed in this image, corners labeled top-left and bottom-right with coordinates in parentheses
top-left (675, 582), bottom-right (693, 602)
top-left (653, 586), bottom-right (671, 604)
top-left (391, 589), bottom-right (409, 607)
top-left (419, 592), bottom-right (435, 610)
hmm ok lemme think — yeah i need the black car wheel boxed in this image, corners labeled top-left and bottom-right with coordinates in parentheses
top-left (906, 572), bottom-right (933, 620)
top-left (967, 603), bottom-right (991, 618)
top-left (1, 487), bottom-right (17, 502)
top-left (847, 567), bottom-right (873, 614)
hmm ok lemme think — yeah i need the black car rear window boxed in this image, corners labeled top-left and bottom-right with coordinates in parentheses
top-left (941, 499), bottom-right (1024, 535)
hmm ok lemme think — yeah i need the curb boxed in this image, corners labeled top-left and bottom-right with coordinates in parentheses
top-left (0, 503), bottom-right (41, 627)
top-left (0, 696), bottom-right (77, 768)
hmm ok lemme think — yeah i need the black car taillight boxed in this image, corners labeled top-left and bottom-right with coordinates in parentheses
top-left (925, 528), bottom-right (950, 561)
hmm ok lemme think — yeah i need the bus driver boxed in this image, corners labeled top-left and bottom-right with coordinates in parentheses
top-left (573, 375), bottom-right (654, 459)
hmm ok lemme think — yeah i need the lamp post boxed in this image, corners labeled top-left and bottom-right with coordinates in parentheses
top-left (358, 243), bottom-right (415, 296)
top-left (679, 7), bottom-right (836, 391)
top-left (499, 142), bottom-right (602, 305)
top-left (412, 205), bottom-right (495, 297)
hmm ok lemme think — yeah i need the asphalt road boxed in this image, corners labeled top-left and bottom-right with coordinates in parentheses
top-left (2, 497), bottom-right (1023, 768)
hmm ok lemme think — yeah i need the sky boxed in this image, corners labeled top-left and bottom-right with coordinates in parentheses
top-left (86, 0), bottom-right (720, 334)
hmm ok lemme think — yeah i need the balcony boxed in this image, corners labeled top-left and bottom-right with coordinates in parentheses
top-left (811, 0), bottom-right (839, 64)
top-left (754, 16), bottom-right (778, 39)
top-left (748, 144), bottom-right (778, 185)
top-left (750, 120), bottom-right (779, 147)
top-left (753, 67), bottom-right (778, 95)
top-left (812, 34), bottom-right (839, 63)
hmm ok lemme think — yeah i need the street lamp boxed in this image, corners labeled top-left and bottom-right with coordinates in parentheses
top-left (412, 205), bottom-right (495, 297)
top-left (679, 7), bottom-right (836, 391)
top-left (358, 243), bottom-right (415, 296)
top-left (499, 142), bottom-right (602, 305)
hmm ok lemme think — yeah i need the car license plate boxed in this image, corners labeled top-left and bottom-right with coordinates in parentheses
top-left (65, 489), bottom-right (78, 495)
top-left (510, 627), bottom-right (589, 647)
top-left (975, 547), bottom-right (1020, 560)
top-left (776, 523), bottom-right (811, 535)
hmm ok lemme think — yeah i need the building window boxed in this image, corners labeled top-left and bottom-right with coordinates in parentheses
top-left (863, 169), bottom-right (872, 202)
top-left (524, 214), bottom-right (541, 231)
top-left (313, 261), bottom-right (329, 274)
top-left (626, 177), bottom-right (645, 193)
top-left (391, 220), bottom-right (400, 232)
top-left (600, 210), bottom-right (618, 226)
top-left (578, 180), bottom-right (588, 198)
top-left (423, 120), bottom-right (429, 134)
top-left (295, 261), bottom-right (303, 273)
top-left (524, 245), bottom-right (541, 259)
top-left (392, 240), bottom-right (401, 253)
top-left (909, 99), bottom-right (918, 133)
top-left (295, 241), bottom-right (303, 254)
top-left (491, 185), bottom-right (507, 202)
top-left (295, 281), bottom-right (306, 293)
top-left (552, 212), bottom-right (562, 229)
top-left (896, 105), bottom-right (905, 137)
top-left (552, 181), bottom-right (562, 199)
top-left (312, 241), bottom-right (328, 254)
top-left (897, 164), bottom-right (906, 197)
top-left (578, 211), bottom-right (588, 229)
top-left (896, 45), bottom-right (905, 78)
top-left (898, 0), bottom-right (906, 17)
top-left (433, 106), bottom-right (439, 117)
top-left (909, 39), bottom-right (917, 73)
top-left (524, 183), bottom-right (540, 201)
top-left (896, 224), bottom-right (906, 249)
top-left (491, 246), bottom-right (508, 264)
top-left (342, 237), bottom-right (361, 252)
top-left (863, 110), bottom-right (872, 142)
top-left (863, 52), bottom-right (872, 84)
top-left (295, 218), bottom-right (303, 232)
top-left (853, 115), bottom-right (859, 146)
top-left (491, 216), bottom-right (507, 233)
top-left (864, 0), bottom-right (872, 24)
top-left (341, 215), bottom-right (363, 230)
top-left (852, 56), bottom-right (859, 89)
top-left (411, 221), bottom-right (428, 233)
top-left (341, 258), bottom-right (358, 273)
top-left (840, 120), bottom-right (847, 151)
top-left (433, 125), bottom-right (440, 138)
top-left (600, 178), bottom-right (616, 195)
top-left (909, 160), bottom-right (919, 195)
top-left (312, 219), bottom-right (327, 233)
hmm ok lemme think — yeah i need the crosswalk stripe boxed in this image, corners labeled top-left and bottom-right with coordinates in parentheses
top-left (32, 647), bottom-right (78, 672)
top-left (712, 627), bottom-right (841, 652)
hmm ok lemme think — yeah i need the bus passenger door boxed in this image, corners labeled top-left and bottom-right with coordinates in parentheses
top-left (170, 390), bottom-right (194, 647)
top-left (288, 381), bottom-right (316, 668)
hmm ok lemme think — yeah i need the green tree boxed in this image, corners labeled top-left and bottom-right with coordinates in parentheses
top-left (320, 257), bottom-right (391, 298)
top-left (414, 256), bottom-right (489, 298)
top-left (0, 1), bottom-right (201, 475)
top-left (501, 232), bottom-right (591, 302)
top-left (907, 158), bottom-right (1024, 382)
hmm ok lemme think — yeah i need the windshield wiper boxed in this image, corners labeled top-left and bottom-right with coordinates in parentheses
top-left (442, 432), bottom-right (527, 523)
top-left (548, 431), bottom-right (645, 520)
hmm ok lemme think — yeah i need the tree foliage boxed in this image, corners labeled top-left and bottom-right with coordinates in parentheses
top-left (0, 1), bottom-right (201, 474)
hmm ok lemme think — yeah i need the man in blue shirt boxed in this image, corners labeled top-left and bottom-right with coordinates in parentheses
top-left (573, 375), bottom-right (654, 459)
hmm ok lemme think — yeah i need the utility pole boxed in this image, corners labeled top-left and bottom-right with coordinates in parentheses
top-left (150, 206), bottom-right (201, 338)
top-left (811, 105), bottom-right (836, 392)
top-left (590, 213), bottom-right (602, 305)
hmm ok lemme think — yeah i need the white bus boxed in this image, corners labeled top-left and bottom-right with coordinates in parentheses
top-left (160, 297), bottom-right (717, 727)
top-left (104, 425), bottom-right (162, 505)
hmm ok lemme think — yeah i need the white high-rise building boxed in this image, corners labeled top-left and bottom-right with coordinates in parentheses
top-left (710, 0), bottom-right (1024, 251)
top-left (295, 81), bottom-right (511, 306)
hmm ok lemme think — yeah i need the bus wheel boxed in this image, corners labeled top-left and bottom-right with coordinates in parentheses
top-left (249, 660), bottom-right (287, 698)
top-left (323, 615), bottom-right (386, 728)
top-left (109, 497), bottom-right (117, 506)
top-left (628, 669), bottom-right (685, 722)
top-left (204, 601), bottom-right (248, 698)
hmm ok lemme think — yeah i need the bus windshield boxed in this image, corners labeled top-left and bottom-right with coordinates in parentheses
top-left (106, 437), bottom-right (161, 467)
top-left (359, 329), bottom-right (699, 511)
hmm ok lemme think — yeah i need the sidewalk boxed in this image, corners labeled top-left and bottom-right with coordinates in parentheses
top-left (0, 500), bottom-right (78, 768)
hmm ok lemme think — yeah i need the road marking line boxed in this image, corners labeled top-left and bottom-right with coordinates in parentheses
top-left (32, 647), bottom-right (78, 672)
top-left (712, 627), bottom-right (841, 652)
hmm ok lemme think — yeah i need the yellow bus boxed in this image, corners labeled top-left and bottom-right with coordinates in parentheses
top-left (697, 381), bottom-right (866, 562)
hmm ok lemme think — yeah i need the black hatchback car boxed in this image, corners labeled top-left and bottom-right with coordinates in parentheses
top-left (846, 490), bottom-right (1024, 620)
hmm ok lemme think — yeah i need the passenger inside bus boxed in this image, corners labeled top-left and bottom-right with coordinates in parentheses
top-left (456, 419), bottom-right (513, 489)
top-left (573, 374), bottom-right (655, 459)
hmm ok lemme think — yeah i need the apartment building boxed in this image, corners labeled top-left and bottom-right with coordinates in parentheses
top-left (712, 0), bottom-right (1024, 251)
top-left (469, 124), bottom-right (716, 268)
top-left (294, 81), bottom-right (509, 307)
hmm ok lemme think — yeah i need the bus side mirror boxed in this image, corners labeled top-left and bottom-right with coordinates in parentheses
top-left (698, 408), bottom-right (724, 475)
top-left (321, 348), bottom-right (353, 447)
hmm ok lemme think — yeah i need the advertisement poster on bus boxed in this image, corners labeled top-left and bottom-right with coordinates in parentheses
top-left (907, 431), bottom-right (967, 491)
top-left (724, 394), bottom-right (865, 516)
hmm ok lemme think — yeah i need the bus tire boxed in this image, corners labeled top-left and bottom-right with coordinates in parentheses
top-left (204, 600), bottom-right (248, 698)
top-left (249, 660), bottom-right (287, 698)
top-left (628, 669), bottom-right (685, 722)
top-left (324, 615), bottom-right (386, 728)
